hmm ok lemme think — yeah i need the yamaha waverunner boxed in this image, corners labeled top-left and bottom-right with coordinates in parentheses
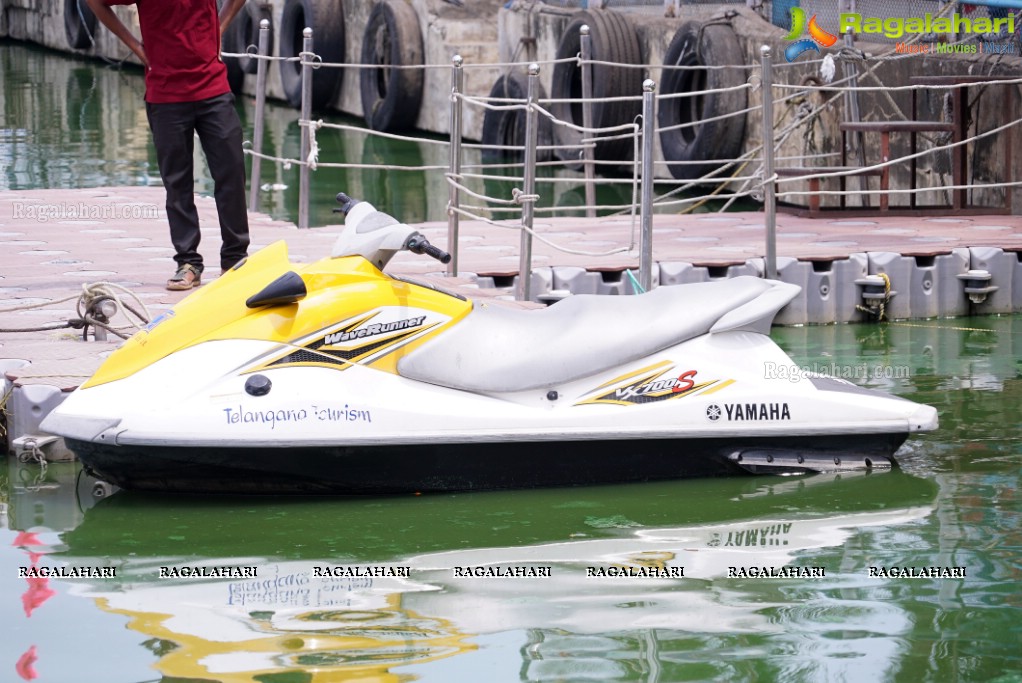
top-left (41, 193), bottom-right (938, 494)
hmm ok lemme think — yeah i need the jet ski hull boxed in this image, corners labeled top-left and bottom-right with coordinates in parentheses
top-left (39, 210), bottom-right (938, 497)
top-left (66, 433), bottom-right (908, 495)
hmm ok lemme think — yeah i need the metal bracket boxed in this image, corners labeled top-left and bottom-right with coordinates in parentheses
top-left (957, 269), bottom-right (998, 305)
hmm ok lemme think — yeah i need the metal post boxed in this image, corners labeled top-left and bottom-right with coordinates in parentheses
top-left (248, 19), bottom-right (271, 212)
top-left (447, 55), bottom-right (464, 277)
top-left (298, 27), bottom-right (313, 230)
top-left (639, 79), bottom-right (656, 293)
top-left (842, 32), bottom-right (868, 203)
top-left (516, 63), bottom-right (540, 302)
top-left (579, 25), bottom-right (596, 218)
top-left (760, 45), bottom-right (777, 281)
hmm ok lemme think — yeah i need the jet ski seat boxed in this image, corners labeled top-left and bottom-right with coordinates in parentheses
top-left (398, 277), bottom-right (800, 393)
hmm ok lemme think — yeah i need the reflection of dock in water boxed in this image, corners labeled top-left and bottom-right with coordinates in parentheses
top-left (5, 469), bottom-right (934, 681)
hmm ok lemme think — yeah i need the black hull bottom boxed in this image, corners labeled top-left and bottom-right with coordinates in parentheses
top-left (65, 433), bottom-right (910, 495)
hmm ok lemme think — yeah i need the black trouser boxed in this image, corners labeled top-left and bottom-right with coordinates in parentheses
top-left (145, 92), bottom-right (250, 273)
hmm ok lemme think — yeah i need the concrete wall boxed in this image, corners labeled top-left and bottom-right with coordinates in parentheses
top-left (4, 0), bottom-right (1020, 208)
top-left (1, 0), bottom-right (503, 138)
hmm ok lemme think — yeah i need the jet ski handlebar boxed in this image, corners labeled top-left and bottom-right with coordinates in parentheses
top-left (330, 192), bottom-right (452, 269)
top-left (333, 192), bottom-right (359, 215)
top-left (405, 235), bottom-right (452, 264)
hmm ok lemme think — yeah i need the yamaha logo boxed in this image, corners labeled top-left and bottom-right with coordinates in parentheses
top-left (706, 402), bottom-right (792, 421)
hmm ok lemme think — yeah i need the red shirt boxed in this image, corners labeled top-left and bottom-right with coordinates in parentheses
top-left (105, 0), bottom-right (229, 104)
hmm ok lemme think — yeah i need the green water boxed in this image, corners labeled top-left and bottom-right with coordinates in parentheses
top-left (3, 316), bottom-right (1021, 682)
top-left (0, 40), bottom-right (643, 229)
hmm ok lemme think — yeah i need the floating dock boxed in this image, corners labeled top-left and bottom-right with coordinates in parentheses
top-left (3, 0), bottom-right (1022, 457)
top-left (3, 185), bottom-right (1022, 462)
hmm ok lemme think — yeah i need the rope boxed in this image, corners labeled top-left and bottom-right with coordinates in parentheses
top-left (0, 293), bottom-right (81, 313)
top-left (445, 173), bottom-right (638, 258)
top-left (447, 203), bottom-right (635, 258)
top-left (298, 50), bottom-right (321, 68)
top-left (0, 322), bottom-right (78, 334)
top-left (303, 56), bottom-right (578, 72)
top-left (889, 321), bottom-right (998, 333)
top-left (656, 102), bottom-right (760, 136)
top-left (0, 282), bottom-right (151, 340)
top-left (78, 282), bottom-right (152, 330)
top-left (760, 33), bottom-right (1022, 206)
top-left (856, 273), bottom-right (892, 322)
top-left (773, 107), bottom-right (1022, 197)
top-left (779, 176), bottom-right (1022, 201)
top-left (307, 120), bottom-right (320, 170)
top-left (625, 269), bottom-right (645, 294)
top-left (310, 119), bottom-right (449, 146)
top-left (623, 62), bottom-right (810, 216)
top-left (229, 16), bottom-right (1022, 227)
top-left (511, 188), bottom-right (540, 205)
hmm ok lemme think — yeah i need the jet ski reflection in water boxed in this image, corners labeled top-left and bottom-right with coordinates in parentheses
top-left (55, 474), bottom-right (935, 682)
top-left (41, 193), bottom-right (938, 494)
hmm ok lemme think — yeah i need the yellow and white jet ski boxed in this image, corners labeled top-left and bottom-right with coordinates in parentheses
top-left (41, 194), bottom-right (938, 493)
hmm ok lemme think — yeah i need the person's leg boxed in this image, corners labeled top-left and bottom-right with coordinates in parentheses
top-left (195, 92), bottom-right (250, 271)
top-left (146, 100), bottom-right (203, 275)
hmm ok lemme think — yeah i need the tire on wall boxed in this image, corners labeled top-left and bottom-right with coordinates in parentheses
top-left (237, 1), bottom-right (273, 75)
top-left (64, 0), bottom-right (97, 50)
top-left (220, 0), bottom-right (247, 95)
top-left (480, 72), bottom-right (553, 164)
top-left (279, 0), bottom-right (346, 110)
top-left (550, 9), bottom-right (643, 165)
top-left (657, 21), bottom-right (747, 181)
top-left (359, 0), bottom-right (424, 132)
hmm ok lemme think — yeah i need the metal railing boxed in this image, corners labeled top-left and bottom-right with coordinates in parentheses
top-left (230, 13), bottom-right (1022, 301)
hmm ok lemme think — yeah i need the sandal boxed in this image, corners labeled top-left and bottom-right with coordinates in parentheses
top-left (166, 264), bottom-right (202, 291)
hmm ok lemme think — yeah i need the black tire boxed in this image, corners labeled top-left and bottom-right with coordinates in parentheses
top-left (359, 0), bottom-right (424, 132)
top-left (220, 0), bottom-right (247, 95)
top-left (279, 0), bottom-right (346, 110)
top-left (550, 10), bottom-right (643, 165)
top-left (64, 0), bottom-right (97, 50)
top-left (480, 72), bottom-right (553, 164)
top-left (658, 21), bottom-right (747, 181)
top-left (225, 59), bottom-right (246, 96)
top-left (238, 1), bottom-right (273, 75)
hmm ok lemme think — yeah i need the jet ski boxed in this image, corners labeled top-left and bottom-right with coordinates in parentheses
top-left (40, 193), bottom-right (938, 494)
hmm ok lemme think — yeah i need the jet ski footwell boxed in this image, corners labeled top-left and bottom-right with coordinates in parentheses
top-left (66, 433), bottom-right (907, 494)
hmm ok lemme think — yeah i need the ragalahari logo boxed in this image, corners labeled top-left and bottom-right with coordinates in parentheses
top-left (784, 7), bottom-right (839, 61)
